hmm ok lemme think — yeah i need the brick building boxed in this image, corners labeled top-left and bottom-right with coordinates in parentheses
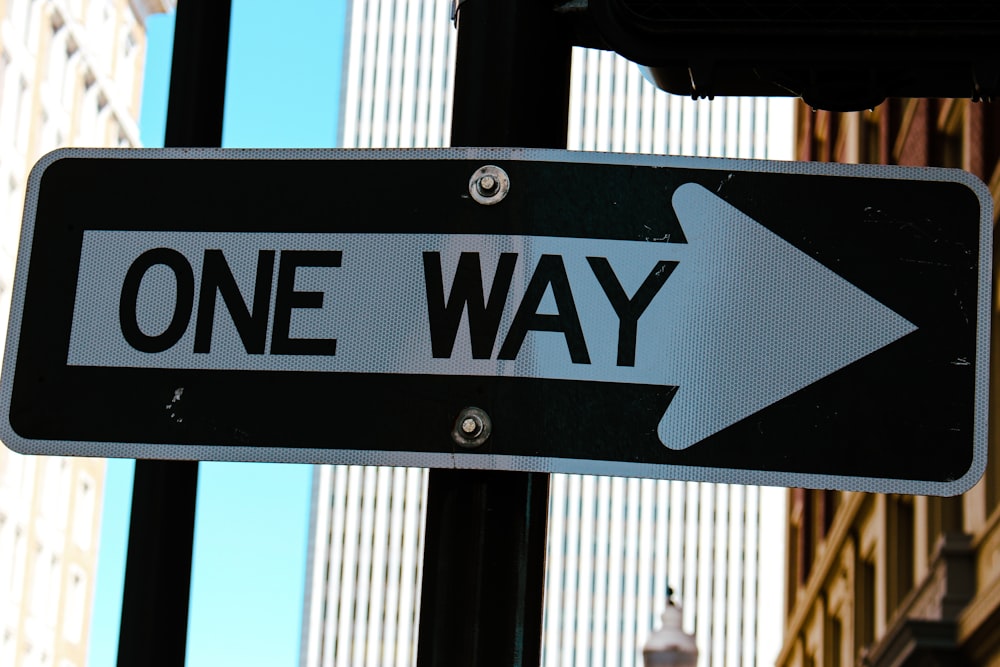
top-left (780, 99), bottom-right (1000, 667)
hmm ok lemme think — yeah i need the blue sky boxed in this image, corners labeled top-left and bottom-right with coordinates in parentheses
top-left (87, 3), bottom-right (347, 665)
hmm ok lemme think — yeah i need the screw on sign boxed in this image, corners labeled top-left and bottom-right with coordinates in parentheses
top-left (453, 407), bottom-right (492, 449)
top-left (469, 164), bottom-right (510, 204)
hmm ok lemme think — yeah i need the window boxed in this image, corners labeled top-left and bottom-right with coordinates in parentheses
top-left (829, 615), bottom-right (843, 667)
top-left (23, 0), bottom-right (42, 48)
top-left (45, 553), bottom-right (61, 626)
top-left (5, 173), bottom-right (20, 257)
top-left (62, 44), bottom-right (78, 109)
top-left (787, 487), bottom-right (810, 609)
top-left (23, 643), bottom-right (36, 667)
top-left (13, 76), bottom-right (29, 151)
top-left (927, 495), bottom-right (963, 558)
top-left (99, 0), bottom-right (114, 73)
top-left (856, 557), bottom-right (876, 657)
top-left (825, 491), bottom-right (840, 533)
top-left (28, 111), bottom-right (52, 154)
top-left (0, 49), bottom-right (7, 109)
top-left (72, 472), bottom-right (96, 549)
top-left (859, 110), bottom-right (882, 164)
top-left (41, 457), bottom-right (71, 527)
top-left (888, 496), bottom-right (914, 616)
top-left (989, 333), bottom-right (1000, 512)
top-left (1, 446), bottom-right (24, 493)
top-left (78, 73), bottom-right (98, 141)
top-left (0, 512), bottom-right (9, 592)
top-left (118, 28), bottom-right (137, 102)
top-left (1, 626), bottom-right (16, 667)
top-left (10, 526), bottom-right (25, 601)
top-left (63, 565), bottom-right (86, 643)
top-left (802, 491), bottom-right (814, 581)
top-left (39, 110), bottom-right (58, 155)
top-left (30, 544), bottom-right (48, 616)
top-left (935, 99), bottom-right (964, 169)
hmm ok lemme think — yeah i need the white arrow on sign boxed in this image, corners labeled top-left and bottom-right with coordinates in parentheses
top-left (656, 183), bottom-right (917, 449)
top-left (66, 183), bottom-right (916, 452)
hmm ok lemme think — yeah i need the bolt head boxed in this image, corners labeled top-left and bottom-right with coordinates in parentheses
top-left (468, 165), bottom-right (509, 205)
top-left (477, 175), bottom-right (497, 193)
top-left (461, 417), bottom-right (481, 436)
top-left (452, 407), bottom-right (492, 448)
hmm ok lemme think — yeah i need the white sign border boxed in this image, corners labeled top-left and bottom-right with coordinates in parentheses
top-left (1, 147), bottom-right (991, 496)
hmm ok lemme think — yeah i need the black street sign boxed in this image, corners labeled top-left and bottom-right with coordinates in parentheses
top-left (0, 148), bottom-right (990, 495)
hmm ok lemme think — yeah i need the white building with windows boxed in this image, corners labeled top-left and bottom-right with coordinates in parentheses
top-left (300, 2), bottom-right (792, 666)
top-left (0, 2), bottom-right (170, 666)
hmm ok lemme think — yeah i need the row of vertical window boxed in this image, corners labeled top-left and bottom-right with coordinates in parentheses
top-left (1, 628), bottom-right (82, 667)
top-left (0, 2), bottom-right (139, 159)
top-left (4, 0), bottom-right (129, 80)
top-left (0, 527), bottom-right (90, 643)
top-left (0, 455), bottom-right (97, 644)
top-left (0, 454), bottom-right (96, 549)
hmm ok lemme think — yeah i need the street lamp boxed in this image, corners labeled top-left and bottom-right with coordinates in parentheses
top-left (643, 588), bottom-right (699, 667)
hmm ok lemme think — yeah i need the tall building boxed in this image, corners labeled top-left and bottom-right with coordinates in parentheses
top-left (778, 99), bottom-right (1000, 666)
top-left (0, 1), bottom-right (170, 666)
top-left (300, 2), bottom-right (792, 666)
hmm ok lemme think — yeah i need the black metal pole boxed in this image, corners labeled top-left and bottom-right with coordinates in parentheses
top-left (116, 2), bottom-right (231, 666)
top-left (416, 1), bottom-right (572, 665)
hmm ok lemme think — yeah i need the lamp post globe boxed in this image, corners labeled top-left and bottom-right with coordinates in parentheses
top-left (643, 589), bottom-right (698, 667)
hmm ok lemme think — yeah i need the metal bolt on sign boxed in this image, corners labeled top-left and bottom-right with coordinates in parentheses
top-left (461, 417), bottom-right (482, 437)
top-left (469, 165), bottom-right (509, 204)
top-left (452, 406), bottom-right (492, 447)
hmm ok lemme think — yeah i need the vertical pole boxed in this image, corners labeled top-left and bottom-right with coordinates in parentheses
top-left (416, 1), bottom-right (572, 665)
top-left (116, 2), bottom-right (231, 666)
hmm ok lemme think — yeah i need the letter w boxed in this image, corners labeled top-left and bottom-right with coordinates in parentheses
top-left (423, 252), bottom-right (517, 359)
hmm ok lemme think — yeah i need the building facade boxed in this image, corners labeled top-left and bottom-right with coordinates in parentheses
top-left (779, 99), bottom-right (1000, 667)
top-left (0, 1), bottom-right (169, 666)
top-left (301, 2), bottom-right (793, 666)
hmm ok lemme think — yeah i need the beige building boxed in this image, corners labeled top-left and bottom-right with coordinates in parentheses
top-left (0, 1), bottom-right (171, 666)
top-left (779, 98), bottom-right (1000, 667)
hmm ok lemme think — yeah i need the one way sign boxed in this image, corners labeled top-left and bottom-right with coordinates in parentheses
top-left (0, 148), bottom-right (990, 495)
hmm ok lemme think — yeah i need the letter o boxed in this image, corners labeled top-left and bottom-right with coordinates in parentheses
top-left (119, 248), bottom-right (195, 353)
